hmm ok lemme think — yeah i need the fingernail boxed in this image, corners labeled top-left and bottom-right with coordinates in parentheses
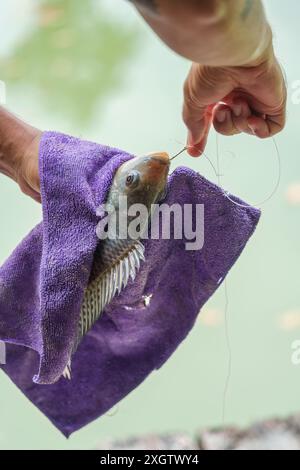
top-left (248, 124), bottom-right (257, 135)
top-left (187, 131), bottom-right (194, 146)
top-left (232, 103), bottom-right (242, 117)
top-left (216, 111), bottom-right (226, 123)
top-left (188, 147), bottom-right (201, 157)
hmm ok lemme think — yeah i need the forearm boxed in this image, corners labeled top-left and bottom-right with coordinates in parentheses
top-left (0, 107), bottom-right (38, 182)
top-left (131, 0), bottom-right (271, 66)
top-left (0, 107), bottom-right (41, 201)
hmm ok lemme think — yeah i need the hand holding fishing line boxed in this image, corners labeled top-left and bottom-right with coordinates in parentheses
top-left (0, 0), bottom-right (287, 204)
top-left (183, 43), bottom-right (286, 157)
top-left (132, 0), bottom-right (286, 157)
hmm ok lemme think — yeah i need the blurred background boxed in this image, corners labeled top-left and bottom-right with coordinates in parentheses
top-left (0, 0), bottom-right (299, 450)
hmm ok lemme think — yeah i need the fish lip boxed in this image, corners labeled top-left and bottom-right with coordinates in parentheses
top-left (145, 152), bottom-right (170, 166)
top-left (144, 155), bottom-right (170, 175)
top-left (150, 156), bottom-right (169, 166)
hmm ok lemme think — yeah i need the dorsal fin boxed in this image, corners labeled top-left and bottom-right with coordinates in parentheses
top-left (63, 240), bottom-right (145, 379)
top-left (77, 240), bottom-right (145, 347)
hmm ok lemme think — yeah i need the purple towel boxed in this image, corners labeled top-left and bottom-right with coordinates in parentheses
top-left (0, 131), bottom-right (260, 436)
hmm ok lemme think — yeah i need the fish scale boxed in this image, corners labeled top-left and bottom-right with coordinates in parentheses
top-left (62, 152), bottom-right (170, 379)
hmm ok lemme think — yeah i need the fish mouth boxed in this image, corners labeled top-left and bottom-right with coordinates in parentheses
top-left (145, 152), bottom-right (170, 184)
top-left (147, 152), bottom-right (170, 166)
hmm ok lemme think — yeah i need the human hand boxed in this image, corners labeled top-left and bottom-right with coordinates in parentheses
top-left (183, 43), bottom-right (287, 156)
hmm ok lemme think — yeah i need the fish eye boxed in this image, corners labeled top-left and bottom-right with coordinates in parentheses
top-left (125, 171), bottom-right (140, 188)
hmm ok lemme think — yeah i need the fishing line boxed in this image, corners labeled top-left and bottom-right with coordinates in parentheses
top-left (171, 141), bottom-right (221, 178)
top-left (203, 151), bottom-right (221, 178)
top-left (171, 132), bottom-right (282, 443)
top-left (170, 146), bottom-right (188, 160)
top-left (218, 134), bottom-right (281, 209)
top-left (171, 137), bottom-right (281, 209)
top-left (215, 133), bottom-right (232, 434)
top-left (171, 139), bottom-right (231, 434)
top-left (221, 279), bottom-right (230, 427)
top-left (215, 132), bottom-right (282, 441)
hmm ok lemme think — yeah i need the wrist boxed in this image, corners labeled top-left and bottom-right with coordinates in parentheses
top-left (0, 108), bottom-right (39, 183)
top-left (17, 132), bottom-right (41, 194)
top-left (242, 24), bottom-right (274, 68)
top-left (0, 130), bottom-right (23, 182)
top-left (221, 24), bottom-right (275, 81)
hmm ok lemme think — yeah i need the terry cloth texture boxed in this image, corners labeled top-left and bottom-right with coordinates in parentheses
top-left (0, 131), bottom-right (260, 436)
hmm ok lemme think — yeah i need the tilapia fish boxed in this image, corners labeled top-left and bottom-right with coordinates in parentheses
top-left (63, 152), bottom-right (170, 379)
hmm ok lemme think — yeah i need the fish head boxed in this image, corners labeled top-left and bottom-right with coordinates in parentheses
top-left (110, 152), bottom-right (170, 210)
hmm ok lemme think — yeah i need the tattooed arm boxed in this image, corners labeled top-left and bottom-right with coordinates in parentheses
top-left (130, 0), bottom-right (286, 156)
top-left (131, 0), bottom-right (270, 66)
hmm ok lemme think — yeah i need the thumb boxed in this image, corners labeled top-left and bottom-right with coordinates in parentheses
top-left (185, 109), bottom-right (212, 157)
top-left (182, 63), bottom-right (233, 156)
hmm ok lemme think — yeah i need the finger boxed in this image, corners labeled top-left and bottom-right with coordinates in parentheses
top-left (186, 137), bottom-right (203, 157)
top-left (186, 108), bottom-right (212, 157)
top-left (230, 99), bottom-right (253, 134)
top-left (212, 104), bottom-right (240, 136)
top-left (183, 64), bottom-right (233, 156)
top-left (183, 100), bottom-right (208, 156)
top-left (182, 67), bottom-right (208, 148)
top-left (248, 112), bottom-right (285, 138)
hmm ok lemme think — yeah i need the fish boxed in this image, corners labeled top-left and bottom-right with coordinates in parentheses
top-left (63, 152), bottom-right (170, 379)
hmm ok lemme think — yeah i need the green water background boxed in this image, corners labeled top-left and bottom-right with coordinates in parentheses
top-left (0, 0), bottom-right (299, 450)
